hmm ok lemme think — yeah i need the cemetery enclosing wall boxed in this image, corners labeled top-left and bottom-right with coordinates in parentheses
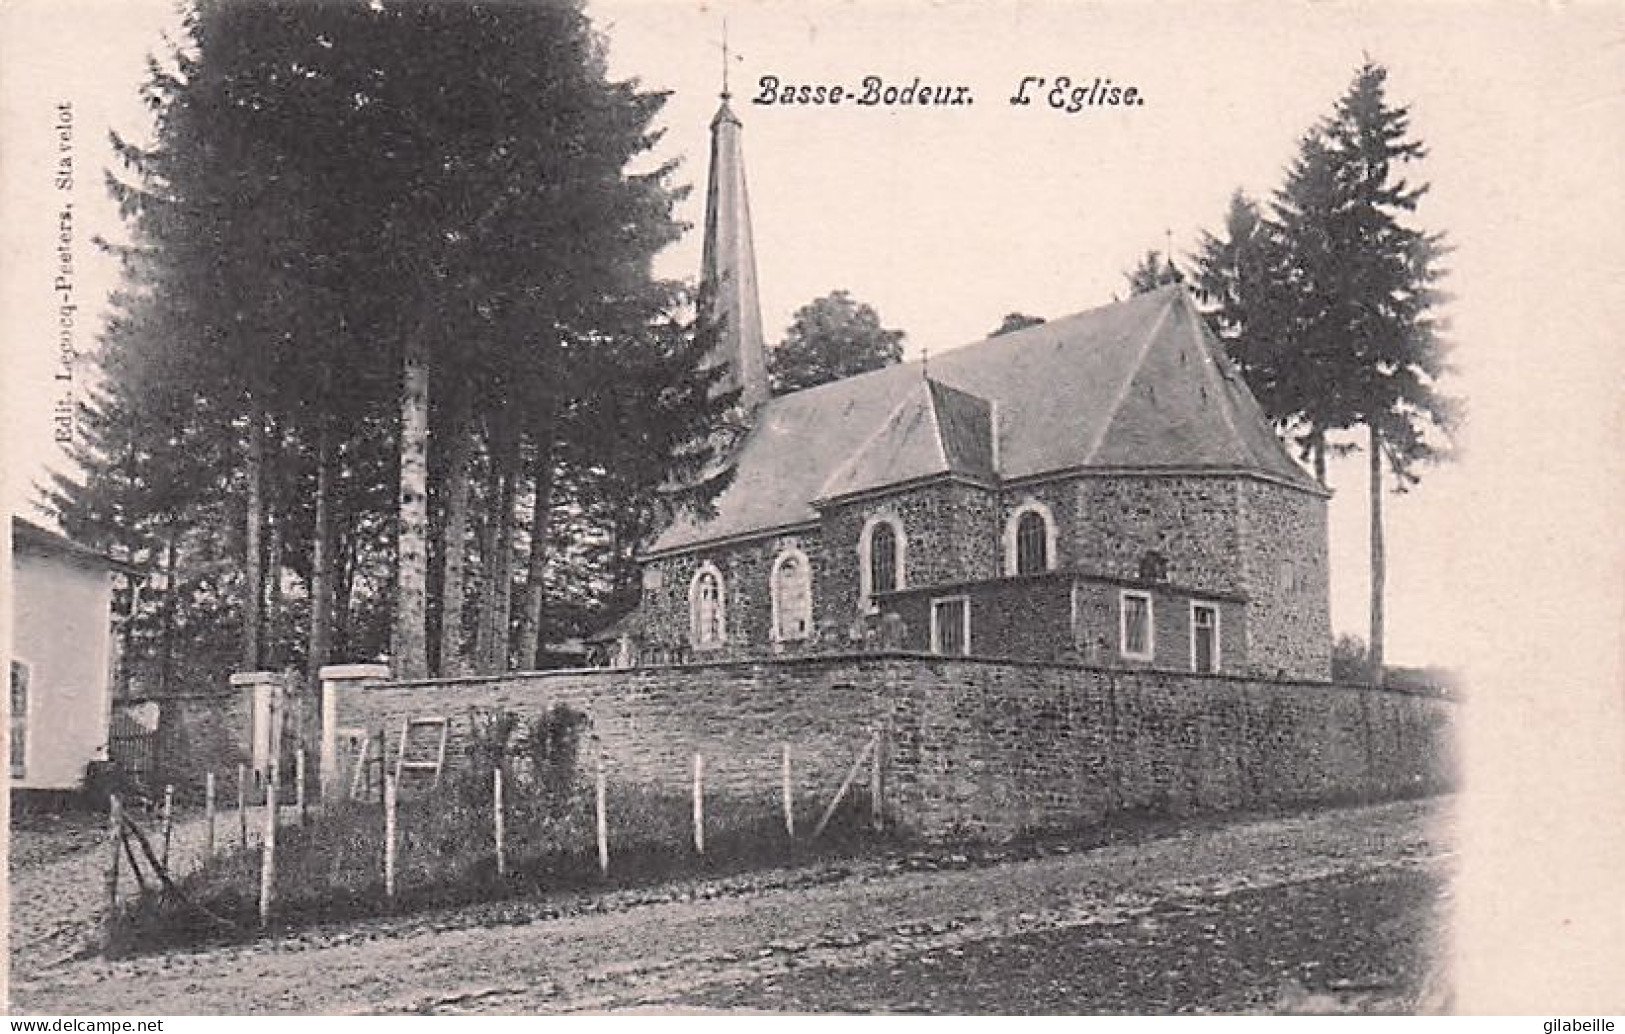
top-left (331, 653), bottom-right (1454, 841)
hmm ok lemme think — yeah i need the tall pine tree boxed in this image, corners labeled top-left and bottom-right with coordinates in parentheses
top-left (1194, 62), bottom-right (1458, 679)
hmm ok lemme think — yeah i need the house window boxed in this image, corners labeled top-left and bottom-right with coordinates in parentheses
top-left (689, 563), bottom-right (727, 649)
top-left (1004, 500), bottom-right (1057, 576)
top-left (931, 596), bottom-right (971, 656)
top-left (1191, 602), bottom-right (1220, 674)
top-left (10, 660), bottom-right (29, 778)
top-left (1120, 590), bottom-right (1154, 661)
top-left (859, 515), bottom-right (905, 610)
top-left (770, 549), bottom-right (814, 642)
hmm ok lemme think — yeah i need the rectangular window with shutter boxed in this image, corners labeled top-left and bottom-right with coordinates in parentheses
top-left (10, 660), bottom-right (30, 779)
top-left (930, 596), bottom-right (970, 656)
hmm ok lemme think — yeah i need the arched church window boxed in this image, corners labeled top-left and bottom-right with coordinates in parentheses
top-left (871, 523), bottom-right (898, 595)
top-left (1005, 500), bottom-right (1057, 576)
top-left (689, 563), bottom-right (727, 649)
top-left (859, 515), bottom-right (905, 611)
top-left (771, 549), bottom-right (814, 641)
top-left (1016, 512), bottom-right (1048, 575)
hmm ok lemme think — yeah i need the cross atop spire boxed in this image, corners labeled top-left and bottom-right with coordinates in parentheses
top-left (700, 42), bottom-right (768, 413)
top-left (720, 18), bottom-right (731, 99)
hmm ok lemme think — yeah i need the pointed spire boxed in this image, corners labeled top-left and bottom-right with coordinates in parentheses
top-left (700, 52), bottom-right (768, 413)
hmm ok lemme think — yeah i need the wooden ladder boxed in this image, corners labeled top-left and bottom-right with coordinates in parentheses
top-left (392, 716), bottom-right (450, 791)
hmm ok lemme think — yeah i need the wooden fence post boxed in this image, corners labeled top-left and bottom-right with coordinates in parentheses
top-left (493, 767), bottom-right (506, 879)
top-left (594, 750), bottom-right (609, 876)
top-left (782, 742), bottom-right (795, 839)
top-left (238, 763), bottom-right (248, 849)
top-left (259, 763), bottom-right (278, 929)
top-left (692, 753), bottom-right (705, 855)
top-left (105, 794), bottom-right (123, 917)
top-left (296, 748), bottom-right (307, 825)
top-left (384, 772), bottom-right (398, 902)
top-left (205, 772), bottom-right (217, 857)
top-left (160, 784), bottom-right (175, 868)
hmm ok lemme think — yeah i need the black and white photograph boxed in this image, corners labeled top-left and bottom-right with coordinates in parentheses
top-left (2, 0), bottom-right (1621, 1018)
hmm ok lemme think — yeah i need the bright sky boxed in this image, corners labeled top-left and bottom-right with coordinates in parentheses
top-left (3, 0), bottom-right (1621, 672)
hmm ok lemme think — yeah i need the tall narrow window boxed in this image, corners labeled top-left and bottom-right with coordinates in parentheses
top-left (859, 514), bottom-right (905, 612)
top-left (931, 596), bottom-right (971, 656)
top-left (9, 660), bottom-right (28, 778)
top-left (1191, 602), bottom-right (1220, 673)
top-left (1015, 511), bottom-right (1047, 575)
top-left (1005, 501), bottom-right (1057, 576)
top-left (1120, 590), bottom-right (1153, 661)
top-left (771, 549), bottom-right (813, 642)
top-left (689, 564), bottom-right (727, 649)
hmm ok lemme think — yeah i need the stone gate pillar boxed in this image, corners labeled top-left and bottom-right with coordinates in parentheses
top-left (318, 663), bottom-right (391, 799)
top-left (229, 670), bottom-right (284, 782)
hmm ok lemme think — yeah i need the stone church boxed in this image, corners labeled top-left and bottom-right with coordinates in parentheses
top-left (609, 90), bottom-right (1332, 681)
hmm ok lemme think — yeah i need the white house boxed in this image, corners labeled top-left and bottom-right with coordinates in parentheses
top-left (9, 516), bottom-right (125, 793)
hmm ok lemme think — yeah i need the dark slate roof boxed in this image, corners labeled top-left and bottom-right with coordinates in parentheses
top-left (647, 286), bottom-right (1320, 556)
top-left (815, 378), bottom-right (996, 501)
top-left (928, 379), bottom-right (997, 482)
top-left (11, 516), bottom-right (135, 572)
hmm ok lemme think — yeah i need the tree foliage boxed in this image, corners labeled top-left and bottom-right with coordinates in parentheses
top-left (989, 312), bottom-right (1046, 337)
top-left (1193, 61), bottom-right (1459, 675)
top-left (767, 290), bottom-right (905, 395)
top-left (1124, 249), bottom-right (1184, 295)
top-left (47, 0), bottom-right (730, 687)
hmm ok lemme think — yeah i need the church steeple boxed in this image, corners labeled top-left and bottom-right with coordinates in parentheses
top-left (700, 55), bottom-right (769, 412)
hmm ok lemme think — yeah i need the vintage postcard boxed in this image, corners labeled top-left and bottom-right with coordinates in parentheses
top-left (2, 0), bottom-right (1621, 1018)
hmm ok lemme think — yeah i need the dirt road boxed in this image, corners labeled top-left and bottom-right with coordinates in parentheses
top-left (9, 798), bottom-right (1451, 1015)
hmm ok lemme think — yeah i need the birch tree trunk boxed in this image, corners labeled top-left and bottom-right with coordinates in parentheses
top-left (244, 398), bottom-right (265, 670)
top-left (157, 530), bottom-right (178, 696)
top-left (437, 395), bottom-right (474, 678)
top-left (392, 330), bottom-right (431, 680)
top-left (1367, 422), bottom-right (1386, 685)
top-left (265, 496), bottom-right (284, 668)
top-left (475, 456), bottom-right (517, 675)
top-left (306, 420), bottom-right (334, 687)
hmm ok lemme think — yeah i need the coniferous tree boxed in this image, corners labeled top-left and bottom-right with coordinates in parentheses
top-left (1317, 62), bottom-right (1458, 679)
top-left (51, 0), bottom-right (730, 689)
top-left (1124, 250), bottom-right (1184, 295)
top-left (1194, 61), bottom-right (1458, 678)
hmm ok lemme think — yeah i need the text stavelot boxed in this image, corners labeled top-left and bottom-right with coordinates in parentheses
top-left (754, 76), bottom-right (973, 107)
top-left (52, 101), bottom-right (77, 445)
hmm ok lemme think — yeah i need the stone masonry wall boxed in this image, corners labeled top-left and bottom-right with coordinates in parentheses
top-left (1238, 480), bottom-right (1332, 679)
top-left (115, 688), bottom-right (255, 798)
top-left (821, 480), bottom-right (1001, 610)
top-left (884, 657), bottom-right (1454, 839)
top-left (638, 529), bottom-right (827, 662)
top-left (340, 654), bottom-right (1454, 841)
top-left (1070, 475), bottom-right (1244, 594)
top-left (335, 658), bottom-right (893, 809)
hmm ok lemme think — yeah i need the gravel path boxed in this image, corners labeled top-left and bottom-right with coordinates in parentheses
top-left (9, 803), bottom-right (282, 978)
top-left (7, 798), bottom-right (1451, 1015)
